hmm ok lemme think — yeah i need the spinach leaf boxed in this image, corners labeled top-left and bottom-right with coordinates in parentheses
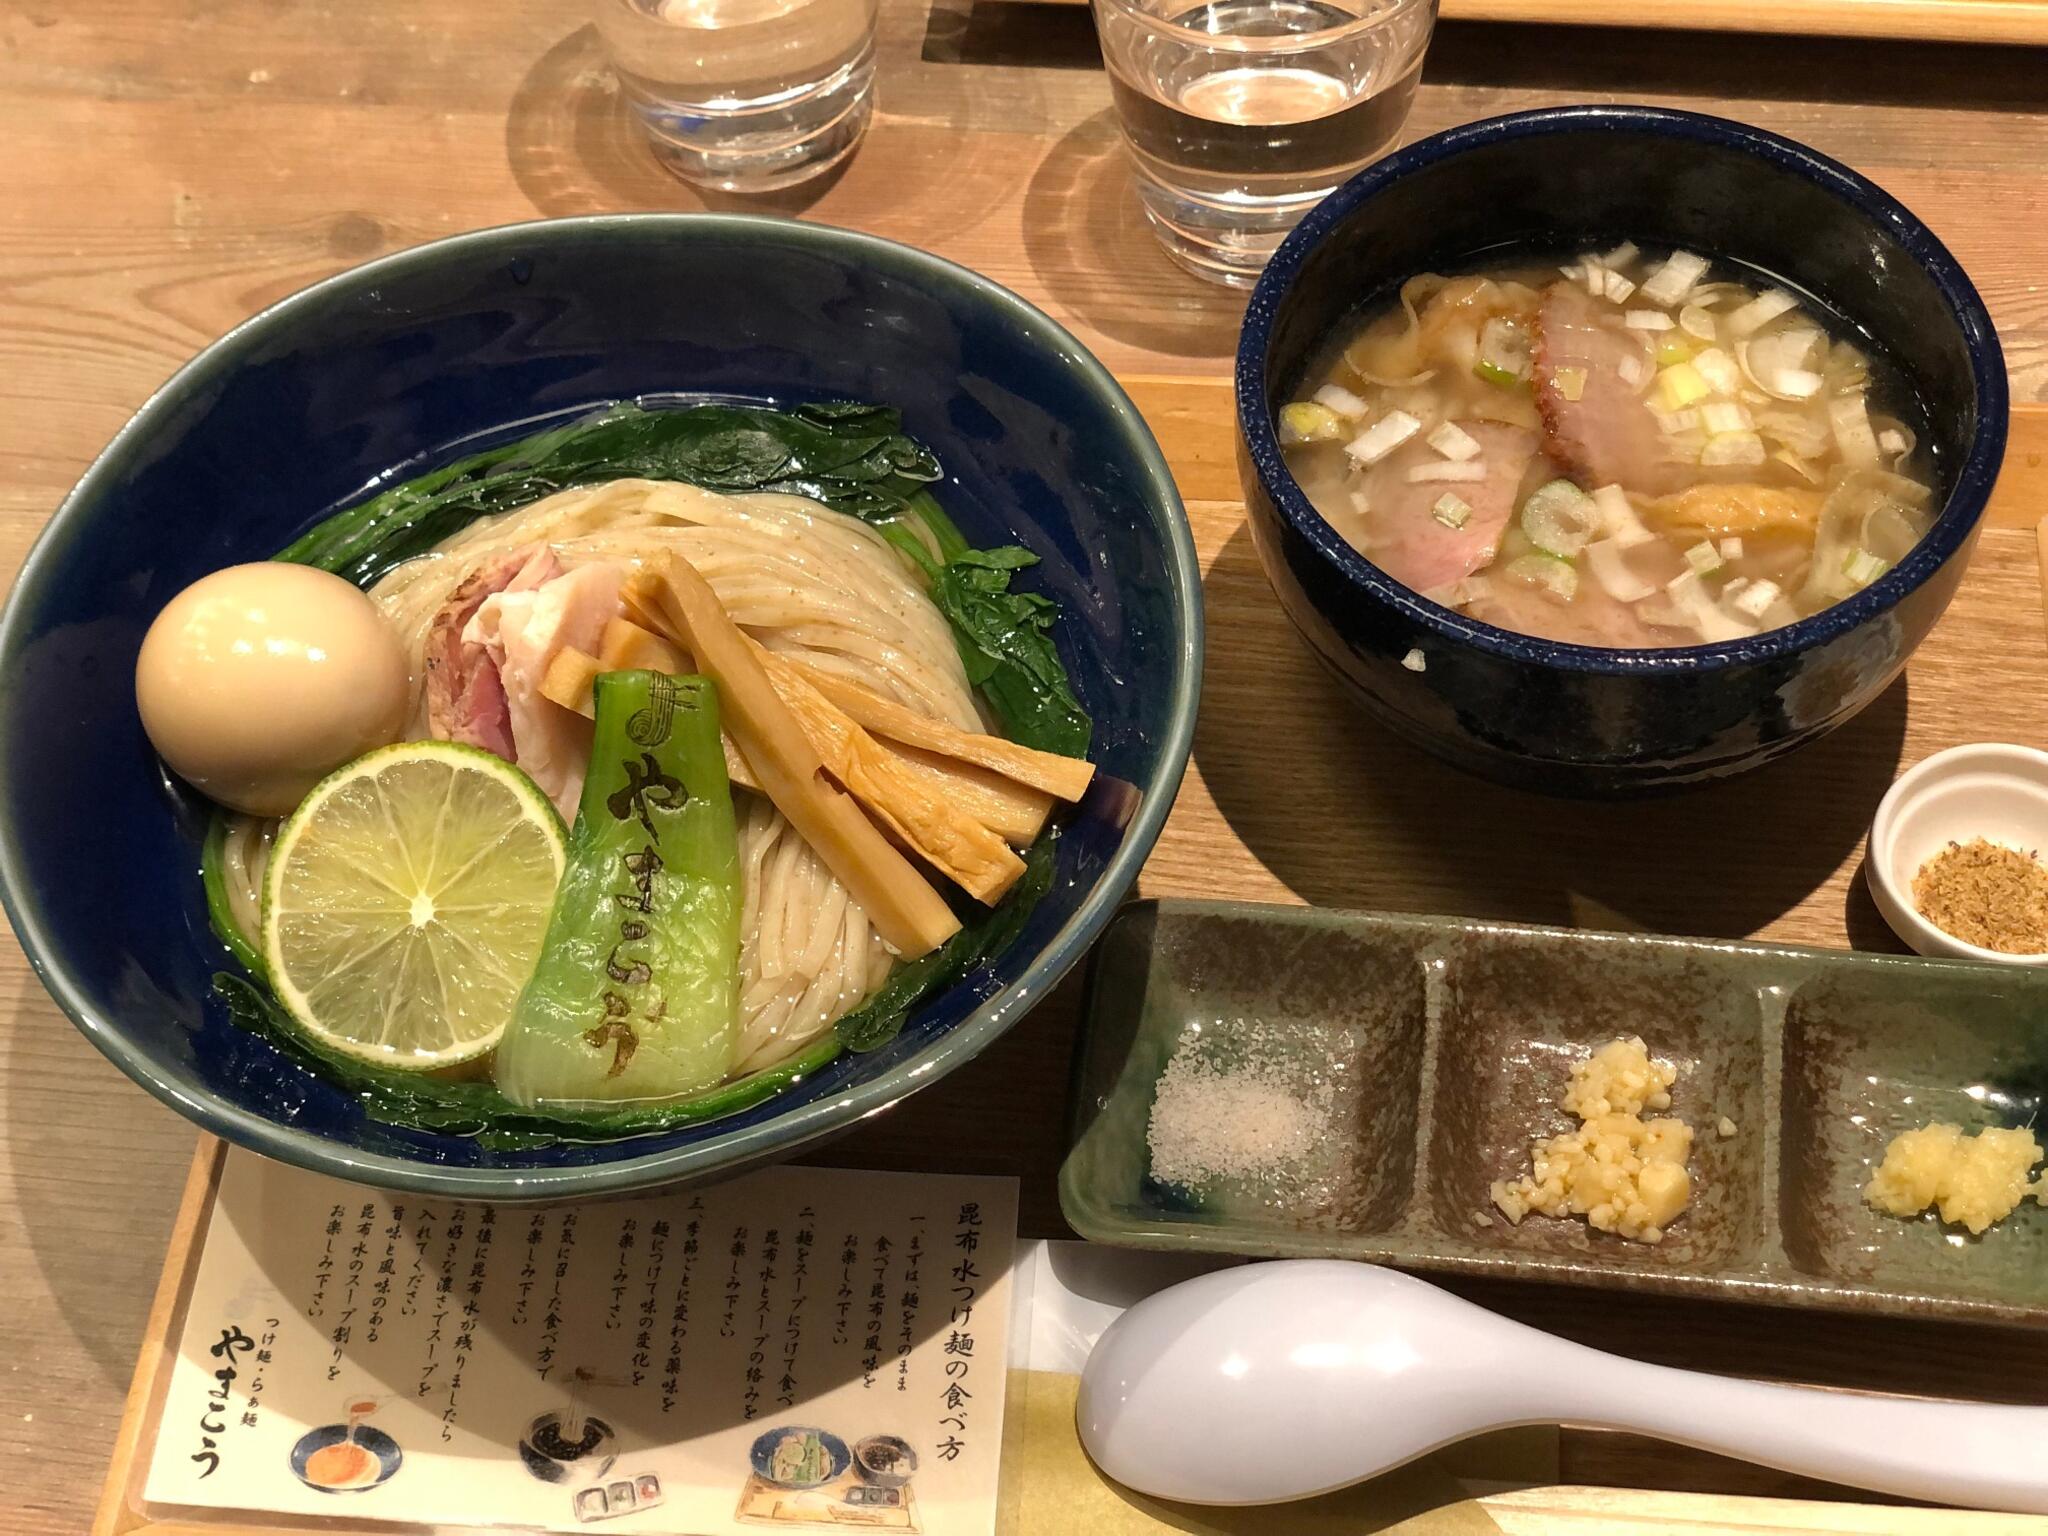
top-left (278, 402), bottom-right (943, 588)
top-left (931, 547), bottom-right (1092, 758)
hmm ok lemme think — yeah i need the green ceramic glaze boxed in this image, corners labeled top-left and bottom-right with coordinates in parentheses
top-left (1061, 899), bottom-right (2048, 1325)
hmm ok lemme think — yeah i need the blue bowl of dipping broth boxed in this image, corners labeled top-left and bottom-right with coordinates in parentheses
top-left (0, 215), bottom-right (1200, 1198)
top-left (1237, 105), bottom-right (2006, 795)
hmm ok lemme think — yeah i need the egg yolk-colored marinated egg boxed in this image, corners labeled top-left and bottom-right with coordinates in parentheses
top-left (136, 563), bottom-right (410, 816)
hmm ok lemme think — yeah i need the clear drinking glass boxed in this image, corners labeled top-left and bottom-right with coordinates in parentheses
top-left (595, 0), bottom-right (880, 193)
top-left (1092, 0), bottom-right (1436, 287)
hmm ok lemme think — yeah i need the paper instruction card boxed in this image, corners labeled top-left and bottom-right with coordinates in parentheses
top-left (143, 1150), bottom-right (1016, 1532)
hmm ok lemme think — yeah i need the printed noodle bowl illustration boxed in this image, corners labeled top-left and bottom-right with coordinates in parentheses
top-left (749, 1424), bottom-right (851, 1489)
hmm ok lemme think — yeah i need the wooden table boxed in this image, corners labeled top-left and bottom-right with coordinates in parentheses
top-left (6, 5), bottom-right (2048, 1531)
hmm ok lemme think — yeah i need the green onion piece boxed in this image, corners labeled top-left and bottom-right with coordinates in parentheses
top-left (1502, 554), bottom-right (1580, 604)
top-left (1474, 316), bottom-right (1531, 387)
top-left (1520, 480), bottom-right (1599, 560)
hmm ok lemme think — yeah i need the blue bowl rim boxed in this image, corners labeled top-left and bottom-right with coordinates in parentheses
top-left (0, 212), bottom-right (1204, 1198)
top-left (1236, 103), bottom-right (2010, 677)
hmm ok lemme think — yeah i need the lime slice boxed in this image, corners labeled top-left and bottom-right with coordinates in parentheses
top-left (261, 741), bottom-right (568, 1071)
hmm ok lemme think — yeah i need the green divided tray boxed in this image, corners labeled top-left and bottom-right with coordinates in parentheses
top-left (1060, 899), bottom-right (2048, 1325)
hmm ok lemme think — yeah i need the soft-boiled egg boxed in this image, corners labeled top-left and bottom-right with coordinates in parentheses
top-left (136, 563), bottom-right (410, 816)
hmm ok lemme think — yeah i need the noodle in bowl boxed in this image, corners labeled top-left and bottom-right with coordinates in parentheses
top-left (220, 478), bottom-right (984, 1077)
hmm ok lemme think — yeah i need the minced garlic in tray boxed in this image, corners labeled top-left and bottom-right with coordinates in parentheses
top-left (1864, 1123), bottom-right (2045, 1235)
top-left (1491, 1036), bottom-right (1697, 1245)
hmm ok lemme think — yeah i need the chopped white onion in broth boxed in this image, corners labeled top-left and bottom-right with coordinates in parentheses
top-left (1592, 484), bottom-right (1658, 548)
top-left (1730, 578), bottom-right (1784, 621)
top-left (1639, 250), bottom-right (1710, 307)
top-left (1426, 420), bottom-right (1483, 460)
top-left (1691, 348), bottom-right (1742, 396)
top-left (1586, 538), bottom-right (1657, 602)
top-left (1345, 410), bottom-right (1422, 466)
top-left (1757, 408), bottom-right (1829, 457)
top-left (1432, 493), bottom-right (1473, 528)
top-left (1406, 460), bottom-right (1490, 484)
top-left (1313, 382), bottom-right (1369, 418)
top-left (1665, 569), bottom-right (1758, 641)
top-left (1726, 289), bottom-right (1798, 337)
top-left (1738, 324), bottom-right (1827, 401)
top-left (1701, 401), bottom-right (1752, 436)
top-left (1678, 304), bottom-right (1719, 342)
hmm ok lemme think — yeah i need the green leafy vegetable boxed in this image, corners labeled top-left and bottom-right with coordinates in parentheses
top-left (932, 546), bottom-right (1091, 758)
top-left (886, 492), bottom-right (1088, 756)
top-left (215, 971), bottom-right (842, 1149)
top-left (496, 672), bottom-right (743, 1108)
top-left (277, 402), bottom-right (943, 589)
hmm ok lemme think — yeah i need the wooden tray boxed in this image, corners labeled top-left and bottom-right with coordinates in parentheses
top-left (102, 1142), bottom-right (2048, 1535)
top-left (96, 391), bottom-right (2048, 1535)
top-left (1036, 0), bottom-right (2048, 47)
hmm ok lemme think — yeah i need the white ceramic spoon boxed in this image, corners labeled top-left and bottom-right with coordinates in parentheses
top-left (1077, 1261), bottom-right (2048, 1512)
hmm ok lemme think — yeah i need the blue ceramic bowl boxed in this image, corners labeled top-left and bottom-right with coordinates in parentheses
top-left (1238, 106), bottom-right (2007, 795)
top-left (0, 215), bottom-right (1199, 1197)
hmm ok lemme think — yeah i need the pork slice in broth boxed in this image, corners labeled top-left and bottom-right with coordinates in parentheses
top-left (1534, 284), bottom-right (1688, 495)
top-left (1359, 423), bottom-right (1539, 594)
top-left (1472, 577), bottom-right (1680, 648)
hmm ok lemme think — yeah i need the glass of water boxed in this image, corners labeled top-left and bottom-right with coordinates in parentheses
top-left (595, 0), bottom-right (880, 194)
top-left (1092, 0), bottom-right (1436, 287)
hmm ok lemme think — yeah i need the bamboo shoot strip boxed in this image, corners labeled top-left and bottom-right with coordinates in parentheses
top-left (789, 661), bottom-right (1096, 802)
top-left (626, 555), bottom-right (962, 958)
top-left (547, 629), bottom-right (1050, 846)
top-left (751, 645), bottom-right (1027, 904)
top-left (883, 744), bottom-right (1052, 847)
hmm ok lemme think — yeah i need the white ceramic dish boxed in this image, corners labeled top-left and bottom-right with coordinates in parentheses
top-left (1866, 743), bottom-right (2048, 964)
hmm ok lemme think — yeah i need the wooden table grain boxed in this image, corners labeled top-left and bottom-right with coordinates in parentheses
top-left (5, 5), bottom-right (2048, 1531)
